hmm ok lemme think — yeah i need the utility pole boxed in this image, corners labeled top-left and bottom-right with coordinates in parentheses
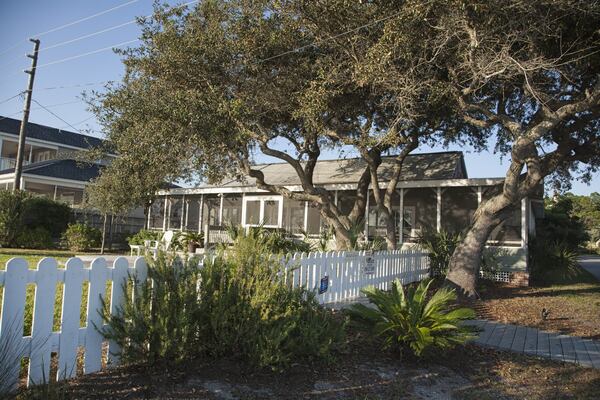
top-left (14, 38), bottom-right (40, 191)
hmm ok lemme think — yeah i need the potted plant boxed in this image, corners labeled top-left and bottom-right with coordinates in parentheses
top-left (181, 231), bottom-right (204, 253)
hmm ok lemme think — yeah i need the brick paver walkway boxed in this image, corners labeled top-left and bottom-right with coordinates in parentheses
top-left (466, 320), bottom-right (600, 369)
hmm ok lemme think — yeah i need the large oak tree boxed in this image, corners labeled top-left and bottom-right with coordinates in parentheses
top-left (90, 0), bottom-right (456, 249)
top-left (357, 0), bottom-right (600, 295)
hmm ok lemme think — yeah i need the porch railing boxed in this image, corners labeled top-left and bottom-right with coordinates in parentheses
top-left (0, 157), bottom-right (30, 171)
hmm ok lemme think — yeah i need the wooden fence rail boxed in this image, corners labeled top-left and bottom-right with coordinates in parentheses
top-left (0, 249), bottom-right (428, 391)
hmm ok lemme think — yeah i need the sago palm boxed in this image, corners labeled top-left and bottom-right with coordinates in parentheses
top-left (346, 278), bottom-right (476, 357)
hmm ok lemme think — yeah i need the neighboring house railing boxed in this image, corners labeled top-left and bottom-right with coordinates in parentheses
top-left (0, 157), bottom-right (30, 171)
top-left (0, 250), bottom-right (429, 390)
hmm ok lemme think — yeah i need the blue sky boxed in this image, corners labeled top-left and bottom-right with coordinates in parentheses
top-left (0, 0), bottom-right (598, 195)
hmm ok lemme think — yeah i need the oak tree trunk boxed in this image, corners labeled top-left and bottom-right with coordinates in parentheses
top-left (384, 209), bottom-right (397, 250)
top-left (446, 194), bottom-right (514, 297)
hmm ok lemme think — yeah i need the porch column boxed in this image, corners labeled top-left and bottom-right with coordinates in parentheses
top-left (28, 146), bottom-right (33, 163)
top-left (399, 188), bottom-right (404, 244)
top-left (163, 196), bottom-right (169, 231)
top-left (147, 202), bottom-right (152, 229)
top-left (53, 185), bottom-right (58, 201)
top-left (477, 186), bottom-right (482, 205)
top-left (180, 195), bottom-right (186, 231)
top-left (278, 196), bottom-right (284, 228)
top-left (364, 189), bottom-right (370, 238)
top-left (218, 193), bottom-right (224, 226)
top-left (198, 194), bottom-right (204, 233)
top-left (436, 187), bottom-right (442, 232)
top-left (303, 201), bottom-right (309, 233)
top-left (521, 197), bottom-right (528, 249)
top-left (334, 190), bottom-right (338, 206)
top-left (241, 193), bottom-right (246, 228)
top-left (184, 199), bottom-right (190, 230)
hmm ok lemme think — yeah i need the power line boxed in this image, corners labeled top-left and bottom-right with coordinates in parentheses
top-left (37, 0), bottom-right (200, 55)
top-left (31, 98), bottom-right (81, 133)
top-left (38, 81), bottom-right (111, 91)
top-left (0, 92), bottom-right (24, 106)
top-left (59, 115), bottom-right (96, 129)
top-left (0, 0), bottom-right (141, 57)
top-left (34, 39), bottom-right (140, 70)
top-left (0, 99), bottom-right (85, 122)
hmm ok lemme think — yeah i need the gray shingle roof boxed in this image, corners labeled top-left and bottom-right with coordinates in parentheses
top-left (0, 159), bottom-right (102, 182)
top-left (216, 151), bottom-right (467, 188)
top-left (0, 116), bottom-right (104, 149)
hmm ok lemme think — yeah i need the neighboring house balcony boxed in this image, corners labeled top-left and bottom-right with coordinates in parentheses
top-left (0, 157), bottom-right (30, 171)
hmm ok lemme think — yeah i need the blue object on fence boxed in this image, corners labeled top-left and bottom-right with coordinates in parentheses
top-left (319, 276), bottom-right (329, 294)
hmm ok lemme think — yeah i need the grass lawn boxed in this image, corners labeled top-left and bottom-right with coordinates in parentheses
top-left (15, 333), bottom-right (600, 400)
top-left (470, 264), bottom-right (600, 340)
top-left (0, 248), bottom-right (129, 269)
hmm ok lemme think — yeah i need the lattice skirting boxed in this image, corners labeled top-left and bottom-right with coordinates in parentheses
top-left (480, 270), bottom-right (512, 283)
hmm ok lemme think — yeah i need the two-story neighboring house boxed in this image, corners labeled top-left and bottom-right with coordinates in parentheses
top-left (0, 116), bottom-right (146, 235)
top-left (0, 116), bottom-right (106, 204)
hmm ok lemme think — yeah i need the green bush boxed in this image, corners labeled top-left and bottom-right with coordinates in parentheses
top-left (15, 227), bottom-right (54, 249)
top-left (101, 254), bottom-right (203, 365)
top-left (226, 224), bottom-right (312, 254)
top-left (101, 232), bottom-right (344, 370)
top-left (529, 239), bottom-right (582, 284)
top-left (21, 197), bottom-right (71, 238)
top-left (541, 197), bottom-right (589, 250)
top-left (417, 229), bottom-right (462, 277)
top-left (346, 278), bottom-right (476, 357)
top-left (62, 223), bottom-right (101, 252)
top-left (0, 189), bottom-right (30, 247)
top-left (198, 234), bottom-right (343, 369)
top-left (126, 229), bottom-right (162, 245)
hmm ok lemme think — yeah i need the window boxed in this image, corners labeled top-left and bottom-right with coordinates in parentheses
top-left (243, 196), bottom-right (282, 227)
top-left (245, 200), bottom-right (261, 225)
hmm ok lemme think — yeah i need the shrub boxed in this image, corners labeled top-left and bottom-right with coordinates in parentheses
top-left (21, 197), bottom-right (71, 238)
top-left (0, 189), bottom-right (30, 247)
top-left (198, 233), bottom-right (344, 369)
top-left (529, 239), bottom-right (582, 284)
top-left (101, 254), bottom-right (203, 365)
top-left (62, 223), bottom-right (101, 252)
top-left (417, 229), bottom-right (462, 277)
top-left (15, 227), bottom-right (54, 249)
top-left (126, 229), bottom-right (162, 245)
top-left (226, 224), bottom-right (312, 254)
top-left (100, 232), bottom-right (345, 370)
top-left (346, 278), bottom-right (476, 357)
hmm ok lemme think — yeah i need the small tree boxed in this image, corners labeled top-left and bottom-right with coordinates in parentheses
top-left (85, 160), bottom-right (148, 253)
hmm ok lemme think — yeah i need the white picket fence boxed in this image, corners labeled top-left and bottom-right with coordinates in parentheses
top-left (0, 249), bottom-right (428, 390)
top-left (283, 249), bottom-right (429, 305)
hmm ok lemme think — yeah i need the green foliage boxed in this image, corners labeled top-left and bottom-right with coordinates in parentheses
top-left (198, 233), bottom-right (344, 369)
top-left (126, 229), bottom-right (162, 245)
top-left (100, 254), bottom-right (203, 365)
top-left (177, 231), bottom-right (204, 251)
top-left (14, 227), bottom-right (54, 249)
top-left (346, 279), bottom-right (476, 357)
top-left (0, 189), bottom-right (30, 247)
top-left (418, 229), bottom-right (462, 277)
top-left (21, 197), bottom-right (71, 238)
top-left (62, 223), bottom-right (101, 252)
top-left (100, 231), bottom-right (344, 370)
top-left (541, 196), bottom-right (589, 250)
top-left (529, 239), bottom-right (582, 285)
top-left (226, 225), bottom-right (311, 254)
top-left (554, 192), bottom-right (600, 244)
